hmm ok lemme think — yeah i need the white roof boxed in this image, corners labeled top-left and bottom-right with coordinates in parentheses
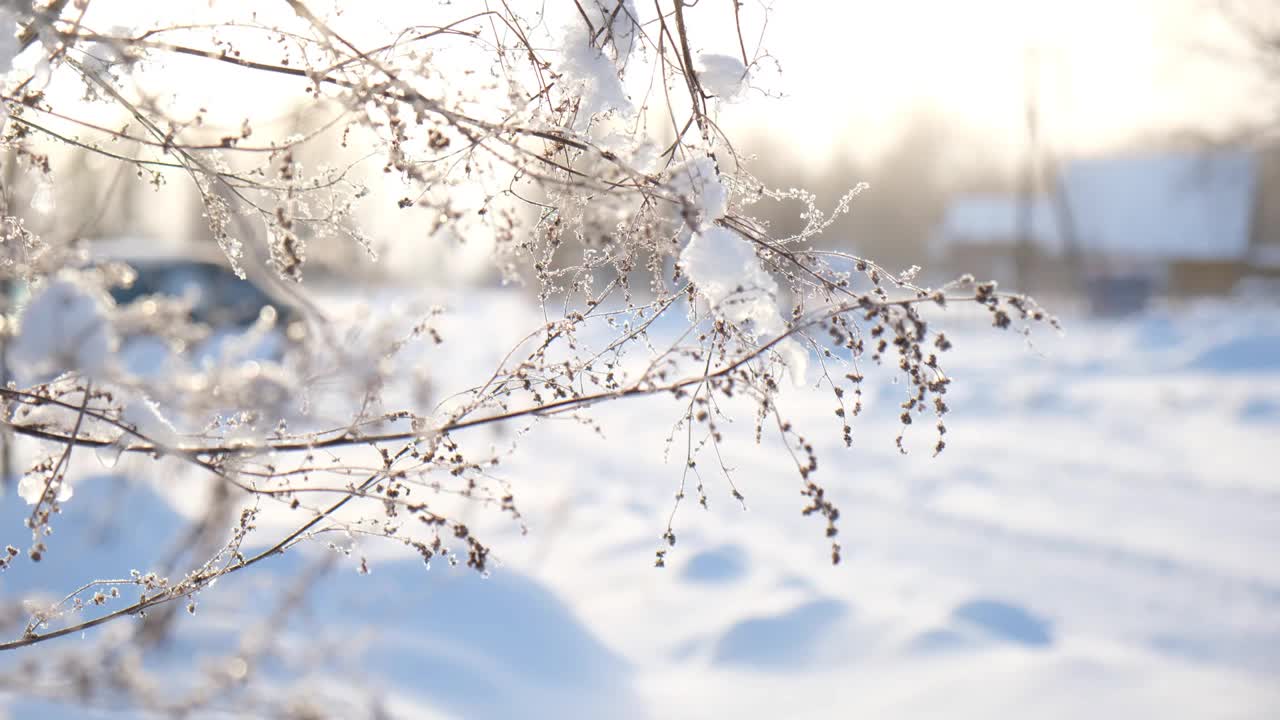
top-left (935, 150), bottom-right (1258, 262)
top-left (1061, 150), bottom-right (1257, 261)
top-left (933, 194), bottom-right (1063, 254)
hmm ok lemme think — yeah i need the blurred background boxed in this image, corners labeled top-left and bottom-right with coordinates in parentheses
top-left (2, 1), bottom-right (1278, 718)
top-left (11, 0), bottom-right (1280, 307)
top-left (726, 0), bottom-right (1280, 310)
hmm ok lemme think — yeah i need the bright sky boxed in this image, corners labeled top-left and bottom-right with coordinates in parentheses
top-left (46, 0), bottom-right (1268, 163)
top-left (706, 0), bottom-right (1269, 163)
top-left (17, 0), bottom-right (1271, 232)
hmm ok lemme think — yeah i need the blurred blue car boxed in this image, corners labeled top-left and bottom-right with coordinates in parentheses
top-left (1, 239), bottom-right (309, 376)
top-left (90, 238), bottom-right (308, 369)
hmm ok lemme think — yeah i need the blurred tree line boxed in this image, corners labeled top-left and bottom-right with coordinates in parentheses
top-left (741, 108), bottom-right (1011, 276)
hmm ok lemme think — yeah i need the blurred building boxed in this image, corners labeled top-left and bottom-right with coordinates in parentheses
top-left (931, 147), bottom-right (1280, 311)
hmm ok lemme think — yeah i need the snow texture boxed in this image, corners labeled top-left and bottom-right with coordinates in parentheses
top-left (679, 227), bottom-right (807, 385)
top-left (3, 293), bottom-right (1278, 719)
top-left (668, 155), bottom-right (728, 225)
top-left (120, 394), bottom-right (180, 447)
top-left (679, 226), bottom-right (777, 323)
top-left (696, 52), bottom-right (748, 100)
top-left (16, 470), bottom-right (71, 504)
top-left (1, 3), bottom-right (48, 98)
top-left (10, 274), bottom-right (118, 384)
top-left (591, 0), bottom-right (638, 58)
top-left (556, 22), bottom-right (631, 125)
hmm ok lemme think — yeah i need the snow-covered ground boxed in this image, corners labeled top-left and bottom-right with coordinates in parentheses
top-left (2, 293), bottom-right (1278, 719)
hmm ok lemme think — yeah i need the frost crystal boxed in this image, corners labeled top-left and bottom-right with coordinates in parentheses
top-left (11, 274), bottom-right (118, 383)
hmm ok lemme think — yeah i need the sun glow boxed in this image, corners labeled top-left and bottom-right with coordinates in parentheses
top-left (705, 0), bottom-right (1265, 161)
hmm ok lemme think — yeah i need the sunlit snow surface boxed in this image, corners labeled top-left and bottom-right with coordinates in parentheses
top-left (2, 292), bottom-right (1278, 719)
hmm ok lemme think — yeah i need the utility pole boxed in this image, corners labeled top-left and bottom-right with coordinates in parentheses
top-left (1015, 46), bottom-right (1039, 295)
top-left (1017, 44), bottom-right (1084, 298)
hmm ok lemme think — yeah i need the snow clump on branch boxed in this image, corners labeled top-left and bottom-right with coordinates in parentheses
top-left (11, 273), bottom-right (118, 384)
top-left (670, 156), bottom-right (808, 385)
top-left (696, 53), bottom-right (749, 100)
top-left (556, 21), bottom-right (634, 126)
